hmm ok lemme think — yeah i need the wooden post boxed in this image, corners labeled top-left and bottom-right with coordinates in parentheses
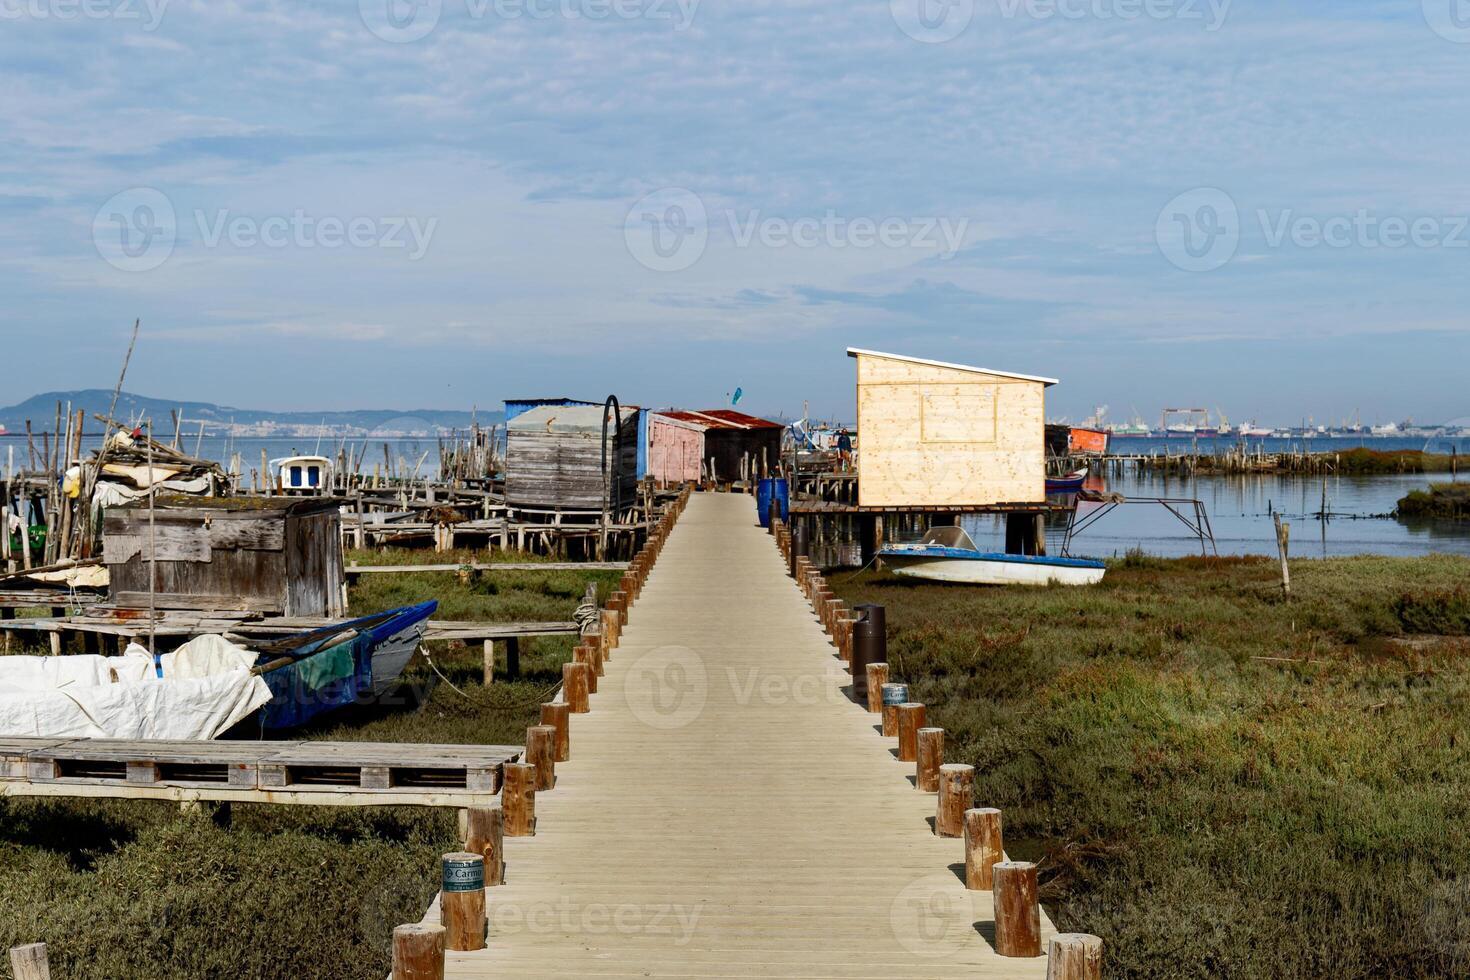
top-left (574, 646), bottom-right (598, 694)
top-left (527, 725), bottom-right (557, 791)
top-left (505, 636), bottom-right (521, 678)
top-left (1046, 934), bottom-right (1104, 980)
top-left (541, 702), bottom-right (570, 762)
top-left (896, 703), bottom-right (926, 762)
top-left (440, 853), bottom-right (487, 952)
top-left (563, 662), bottom-right (590, 713)
top-left (916, 727), bottom-right (944, 792)
top-left (1273, 513), bottom-right (1291, 596)
top-left (8, 944), bottom-right (49, 980)
top-left (481, 639), bottom-right (494, 686)
top-left (964, 808), bottom-right (1003, 890)
top-left (463, 805), bottom-right (504, 886)
top-left (936, 764), bottom-right (974, 837)
top-left (993, 861), bottom-right (1042, 957)
top-left (502, 762), bottom-right (536, 837)
top-left (865, 663), bottom-right (888, 713)
top-left (392, 923), bottom-right (445, 980)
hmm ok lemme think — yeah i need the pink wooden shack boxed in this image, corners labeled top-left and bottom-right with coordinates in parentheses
top-left (648, 410), bottom-right (784, 485)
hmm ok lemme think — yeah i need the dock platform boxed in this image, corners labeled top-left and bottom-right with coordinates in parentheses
top-left (432, 492), bottom-right (1053, 978)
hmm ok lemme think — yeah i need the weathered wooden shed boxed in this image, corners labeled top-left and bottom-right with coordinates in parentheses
top-left (504, 405), bottom-right (640, 511)
top-left (103, 497), bottom-right (345, 617)
top-left (648, 410), bottom-right (785, 485)
top-left (847, 348), bottom-right (1056, 508)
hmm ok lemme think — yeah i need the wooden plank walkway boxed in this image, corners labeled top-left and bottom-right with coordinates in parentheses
top-left (433, 492), bottom-right (1053, 978)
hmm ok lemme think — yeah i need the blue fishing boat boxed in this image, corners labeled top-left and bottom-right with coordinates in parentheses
top-left (1045, 466), bottom-right (1089, 494)
top-left (253, 601), bottom-right (437, 729)
top-left (879, 528), bottom-right (1105, 586)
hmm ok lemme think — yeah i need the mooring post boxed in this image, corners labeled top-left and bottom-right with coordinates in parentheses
top-left (392, 923), bottom-right (446, 980)
top-left (916, 727), bottom-right (944, 792)
top-left (574, 646), bottom-right (598, 694)
top-left (1046, 934), bottom-right (1104, 979)
top-left (481, 639), bottom-right (494, 686)
top-left (865, 663), bottom-right (888, 713)
top-left (8, 944), bottom-right (49, 980)
top-left (563, 662), bottom-right (591, 713)
top-left (993, 861), bottom-right (1042, 957)
top-left (526, 725), bottom-right (557, 791)
top-left (896, 703), bottom-right (926, 762)
top-left (541, 702), bottom-right (570, 762)
top-left (463, 805), bottom-right (505, 886)
top-left (964, 807), bottom-right (1003, 889)
top-left (440, 853), bottom-right (487, 952)
top-left (936, 764), bottom-right (975, 837)
top-left (502, 762), bottom-right (536, 837)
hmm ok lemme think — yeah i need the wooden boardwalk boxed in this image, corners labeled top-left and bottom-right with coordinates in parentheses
top-left (434, 492), bottom-right (1053, 978)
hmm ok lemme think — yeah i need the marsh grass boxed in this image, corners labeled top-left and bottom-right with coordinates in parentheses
top-left (0, 550), bottom-right (622, 980)
top-left (835, 554), bottom-right (1470, 979)
top-left (1398, 483), bottom-right (1470, 521)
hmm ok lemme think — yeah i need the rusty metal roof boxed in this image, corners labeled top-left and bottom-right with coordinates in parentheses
top-left (654, 410), bottom-right (783, 431)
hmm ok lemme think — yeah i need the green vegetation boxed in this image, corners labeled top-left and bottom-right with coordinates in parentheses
top-left (1335, 448), bottom-right (1459, 474)
top-left (835, 554), bottom-right (1470, 980)
top-left (0, 551), bottom-right (622, 980)
top-left (1398, 483), bottom-right (1470, 520)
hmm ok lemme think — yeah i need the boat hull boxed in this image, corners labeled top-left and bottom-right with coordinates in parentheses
top-left (880, 551), bottom-right (1106, 586)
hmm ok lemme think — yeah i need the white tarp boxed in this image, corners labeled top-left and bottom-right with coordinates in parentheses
top-left (0, 635), bottom-right (272, 740)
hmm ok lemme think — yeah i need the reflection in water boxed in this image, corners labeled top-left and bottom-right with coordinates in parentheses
top-left (809, 472), bottom-right (1470, 566)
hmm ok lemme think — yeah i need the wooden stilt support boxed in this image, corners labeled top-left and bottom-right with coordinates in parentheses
top-left (502, 762), bottom-right (536, 837)
top-left (563, 662), bottom-right (590, 713)
top-left (463, 805), bottom-right (504, 886)
top-left (392, 923), bottom-right (445, 980)
top-left (481, 639), bottom-right (494, 686)
top-left (916, 727), bottom-right (943, 793)
top-left (896, 703), bottom-right (925, 762)
top-left (541, 702), bottom-right (570, 762)
top-left (993, 861), bottom-right (1042, 957)
top-left (440, 853), bottom-right (487, 951)
top-left (964, 807), bottom-right (1003, 890)
top-left (526, 725), bottom-right (557, 791)
top-left (1046, 934), bottom-right (1104, 980)
top-left (936, 764), bottom-right (974, 837)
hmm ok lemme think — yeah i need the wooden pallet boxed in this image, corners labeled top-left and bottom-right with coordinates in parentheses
top-left (0, 738), bottom-right (521, 808)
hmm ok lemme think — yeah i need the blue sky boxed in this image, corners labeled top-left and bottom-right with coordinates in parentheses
top-left (2, 0), bottom-right (1467, 426)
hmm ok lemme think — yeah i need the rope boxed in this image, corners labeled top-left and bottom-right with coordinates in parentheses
top-left (419, 645), bottom-right (567, 712)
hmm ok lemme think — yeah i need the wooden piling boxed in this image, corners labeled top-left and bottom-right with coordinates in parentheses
top-left (993, 861), bottom-right (1042, 957)
top-left (440, 853), bottom-right (487, 951)
top-left (8, 944), bottom-right (49, 980)
top-left (574, 646), bottom-right (598, 694)
top-left (963, 808), bottom-right (1003, 890)
top-left (463, 805), bottom-right (505, 886)
top-left (896, 703), bottom-right (926, 762)
top-left (392, 923), bottom-right (445, 980)
top-left (527, 725), bottom-right (557, 791)
top-left (865, 663), bottom-right (888, 713)
top-left (1046, 934), bottom-right (1104, 980)
top-left (502, 762), bottom-right (536, 837)
top-left (916, 727), bottom-right (943, 792)
top-left (481, 639), bottom-right (494, 686)
top-left (541, 702), bottom-right (570, 762)
top-left (936, 763), bottom-right (974, 837)
top-left (563, 662), bottom-right (590, 713)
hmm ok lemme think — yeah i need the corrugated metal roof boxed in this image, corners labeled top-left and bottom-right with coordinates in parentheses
top-left (654, 410), bottom-right (783, 431)
top-left (846, 348), bottom-right (1058, 387)
top-left (507, 404), bottom-right (639, 433)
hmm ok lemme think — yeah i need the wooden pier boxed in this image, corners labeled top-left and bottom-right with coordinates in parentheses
top-left (424, 493), bottom-right (1056, 978)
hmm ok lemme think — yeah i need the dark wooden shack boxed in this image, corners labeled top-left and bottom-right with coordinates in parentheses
top-left (103, 497), bottom-right (345, 617)
top-left (504, 405), bottom-right (640, 511)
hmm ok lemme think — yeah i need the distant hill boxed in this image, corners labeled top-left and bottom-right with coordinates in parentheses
top-left (0, 390), bottom-right (498, 435)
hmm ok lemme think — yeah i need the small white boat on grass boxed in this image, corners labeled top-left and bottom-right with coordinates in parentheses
top-left (879, 526), bottom-right (1106, 586)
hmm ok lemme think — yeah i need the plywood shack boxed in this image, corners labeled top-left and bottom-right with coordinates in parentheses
top-left (103, 497), bottom-right (345, 617)
top-left (847, 348), bottom-right (1056, 508)
top-left (648, 410), bottom-right (784, 485)
top-left (504, 405), bottom-right (640, 511)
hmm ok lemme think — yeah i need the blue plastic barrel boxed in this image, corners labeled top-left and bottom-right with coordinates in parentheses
top-left (756, 478), bottom-right (790, 527)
